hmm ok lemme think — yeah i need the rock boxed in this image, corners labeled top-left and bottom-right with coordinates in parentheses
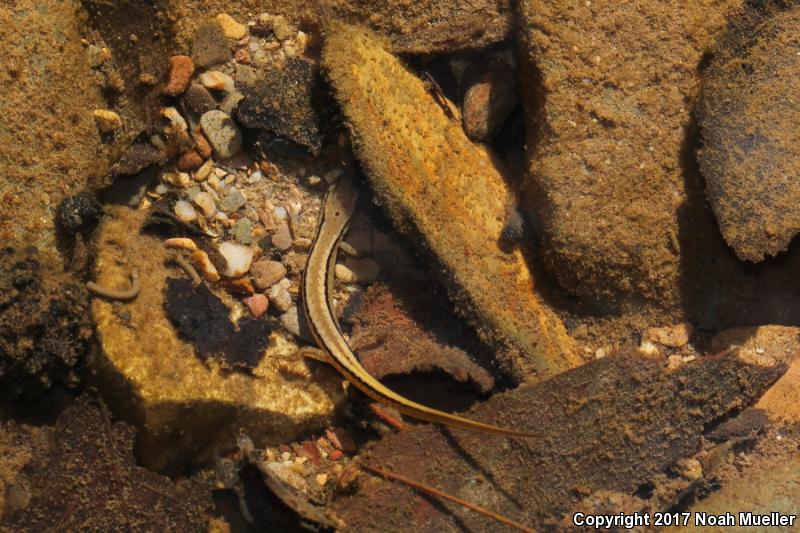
top-left (235, 63), bottom-right (258, 86)
top-left (163, 55), bottom-right (194, 96)
top-left (92, 208), bottom-right (345, 471)
top-left (192, 191), bottom-right (217, 218)
top-left (181, 83), bottom-right (217, 115)
top-left (517, 0), bottom-right (741, 307)
top-left (92, 109), bottom-right (122, 132)
top-left (243, 293), bottom-right (269, 318)
top-left (200, 110), bottom-right (242, 158)
top-left (216, 13), bottom-right (247, 40)
top-left (279, 305), bottom-right (314, 343)
top-left (219, 90), bottom-right (244, 115)
top-left (194, 159), bottom-right (214, 182)
top-left (192, 129), bottom-right (213, 159)
top-left (192, 19), bottom-right (231, 68)
top-left (698, 3), bottom-right (800, 261)
top-left (177, 150), bottom-right (204, 170)
top-left (323, 23), bottom-right (578, 382)
top-left (272, 15), bottom-right (292, 41)
top-left (268, 283), bottom-right (292, 312)
top-left (711, 325), bottom-right (800, 422)
top-left (162, 171), bottom-right (190, 188)
top-left (271, 221), bottom-right (293, 251)
top-left (111, 143), bottom-right (165, 176)
top-left (233, 217), bottom-right (252, 244)
top-left (174, 200), bottom-right (197, 223)
top-left (56, 192), bottom-right (101, 233)
top-left (218, 241), bottom-right (253, 277)
top-left (334, 257), bottom-right (380, 284)
top-left (251, 260), bottom-right (288, 290)
top-left (221, 186), bottom-right (246, 212)
top-left (198, 70), bottom-right (235, 92)
top-left (85, 44), bottom-right (106, 67)
top-left (238, 58), bottom-right (333, 155)
top-left (461, 60), bottom-right (516, 142)
top-left (645, 322), bottom-right (693, 348)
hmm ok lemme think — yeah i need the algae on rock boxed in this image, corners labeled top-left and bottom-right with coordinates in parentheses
top-left (323, 23), bottom-right (578, 383)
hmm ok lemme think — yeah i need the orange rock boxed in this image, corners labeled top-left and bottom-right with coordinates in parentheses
top-left (177, 150), bottom-right (204, 170)
top-left (192, 128), bottom-right (213, 159)
top-left (163, 55), bottom-right (195, 96)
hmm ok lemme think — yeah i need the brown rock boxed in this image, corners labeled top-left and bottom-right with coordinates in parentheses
top-left (162, 55), bottom-right (194, 96)
top-left (645, 322), bottom-right (693, 348)
top-left (698, 3), bottom-right (800, 261)
top-left (271, 221), bottom-right (293, 252)
top-left (461, 60), bottom-right (517, 142)
top-left (323, 23), bottom-right (578, 382)
top-left (517, 0), bottom-right (740, 307)
top-left (176, 150), bottom-right (203, 170)
top-left (251, 260), bottom-right (287, 290)
top-left (191, 19), bottom-right (230, 68)
top-left (192, 129), bottom-right (213, 159)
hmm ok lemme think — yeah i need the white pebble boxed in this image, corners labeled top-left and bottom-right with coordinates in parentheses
top-left (163, 171), bottom-right (190, 188)
top-left (268, 283), bottom-right (292, 312)
top-left (219, 241), bottom-right (254, 277)
top-left (193, 191), bottom-right (217, 217)
top-left (174, 200), bottom-right (197, 223)
top-left (274, 206), bottom-right (288, 220)
top-left (198, 70), bottom-right (235, 92)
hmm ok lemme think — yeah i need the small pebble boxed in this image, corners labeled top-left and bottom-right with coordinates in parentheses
top-left (268, 283), bottom-right (292, 312)
top-left (280, 306), bottom-right (302, 338)
top-left (181, 83), bottom-right (217, 115)
top-left (334, 257), bottom-right (380, 284)
top-left (673, 458), bottom-right (703, 481)
top-left (274, 206), bottom-right (288, 220)
top-left (328, 450), bottom-right (343, 461)
top-left (272, 15), bottom-right (292, 41)
top-left (191, 19), bottom-right (230, 68)
top-left (638, 340), bottom-right (660, 357)
top-left (177, 150), bottom-right (204, 170)
top-left (234, 48), bottom-right (251, 63)
top-left (315, 473), bottom-right (328, 486)
top-left (219, 241), bottom-right (254, 277)
top-left (194, 159), bottom-right (214, 182)
top-left (293, 237), bottom-right (312, 251)
top-left (192, 250), bottom-right (220, 281)
top-left (645, 322), bottom-right (693, 348)
top-left (216, 13), bottom-right (247, 40)
top-left (243, 293), bottom-right (269, 318)
top-left (307, 175), bottom-right (321, 187)
top-left (207, 174), bottom-right (222, 192)
top-left (235, 64), bottom-right (258, 86)
top-left (326, 427), bottom-right (357, 453)
top-left (222, 186), bottom-right (247, 212)
top-left (174, 200), bottom-right (197, 223)
top-left (251, 260), bottom-right (287, 290)
top-left (246, 170), bottom-right (263, 184)
top-left (219, 91), bottom-right (244, 115)
top-left (163, 55), bottom-right (195, 96)
top-left (92, 109), bottom-right (123, 132)
top-left (271, 221), bottom-right (293, 251)
top-left (200, 110), bottom-right (243, 159)
top-left (193, 191), bottom-right (217, 217)
top-left (85, 44), bottom-right (105, 67)
top-left (193, 130), bottom-right (214, 159)
top-left (295, 31), bottom-right (308, 53)
top-left (198, 70), bottom-right (235, 92)
top-left (163, 171), bottom-right (191, 188)
top-left (233, 217), bottom-right (253, 244)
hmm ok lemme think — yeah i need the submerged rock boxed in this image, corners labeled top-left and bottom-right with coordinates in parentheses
top-left (698, 2), bottom-right (800, 261)
top-left (323, 22), bottom-right (578, 383)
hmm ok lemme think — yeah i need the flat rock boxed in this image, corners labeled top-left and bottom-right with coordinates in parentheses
top-left (334, 350), bottom-right (783, 530)
top-left (323, 22), bottom-right (578, 382)
top-left (238, 58), bottom-right (333, 155)
top-left (200, 110), bottom-right (242, 159)
top-left (90, 207), bottom-right (345, 471)
top-left (517, 0), bottom-right (739, 307)
top-left (181, 83), bottom-right (217, 115)
top-left (698, 3), bottom-right (800, 261)
top-left (191, 18), bottom-right (230, 68)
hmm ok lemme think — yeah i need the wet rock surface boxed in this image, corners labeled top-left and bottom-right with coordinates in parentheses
top-left (517, 0), bottom-right (739, 307)
top-left (0, 247), bottom-right (92, 401)
top-left (699, 2), bottom-right (800, 262)
top-left (238, 58), bottom-right (333, 155)
top-left (334, 351), bottom-right (784, 531)
top-left (0, 397), bottom-right (212, 530)
top-left (324, 22), bottom-right (579, 383)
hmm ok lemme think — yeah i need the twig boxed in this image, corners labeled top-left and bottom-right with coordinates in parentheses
top-left (360, 463), bottom-right (535, 533)
top-left (368, 403), bottom-right (407, 431)
top-left (87, 268), bottom-right (141, 300)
